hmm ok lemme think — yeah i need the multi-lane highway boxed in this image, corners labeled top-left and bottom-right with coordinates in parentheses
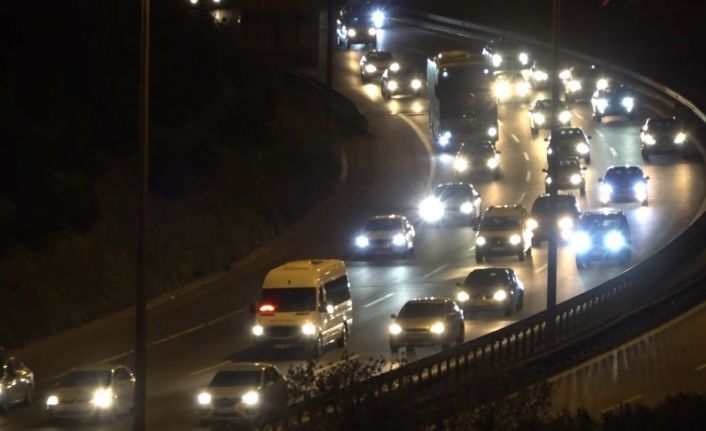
top-left (3, 17), bottom-right (705, 431)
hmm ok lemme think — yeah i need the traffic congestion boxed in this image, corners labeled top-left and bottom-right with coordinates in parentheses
top-left (2, 4), bottom-right (705, 430)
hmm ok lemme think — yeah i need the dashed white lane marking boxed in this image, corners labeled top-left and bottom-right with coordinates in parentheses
top-left (523, 152), bottom-right (530, 161)
top-left (609, 147), bottom-right (618, 157)
top-left (596, 130), bottom-right (605, 138)
top-left (317, 355), bottom-right (361, 373)
top-left (364, 292), bottom-right (395, 308)
top-left (399, 114), bottom-right (434, 190)
top-left (152, 308), bottom-right (247, 346)
top-left (518, 192), bottom-right (526, 204)
top-left (423, 263), bottom-right (449, 279)
top-left (525, 171), bottom-right (532, 182)
top-left (534, 263), bottom-right (548, 274)
top-left (511, 133), bottom-right (520, 143)
top-left (190, 360), bottom-right (233, 376)
top-left (694, 363), bottom-right (706, 371)
top-left (575, 112), bottom-right (585, 121)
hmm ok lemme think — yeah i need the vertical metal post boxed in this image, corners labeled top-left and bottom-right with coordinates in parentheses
top-left (134, 0), bottom-right (150, 429)
top-left (325, 0), bottom-right (334, 129)
top-left (547, 0), bottom-right (560, 324)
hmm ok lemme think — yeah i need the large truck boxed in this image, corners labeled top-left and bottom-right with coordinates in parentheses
top-left (426, 50), bottom-right (498, 152)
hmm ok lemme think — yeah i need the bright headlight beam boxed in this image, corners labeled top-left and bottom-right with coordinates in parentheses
top-left (509, 234), bottom-right (521, 245)
top-left (368, 27), bottom-right (377, 36)
top-left (355, 235), bottom-right (369, 248)
top-left (476, 236), bottom-right (486, 246)
top-left (488, 126), bottom-right (498, 137)
top-left (419, 196), bottom-right (445, 222)
top-left (430, 322), bottom-right (445, 334)
top-left (576, 142), bottom-right (590, 154)
top-left (519, 52), bottom-right (529, 65)
top-left (453, 157), bottom-right (468, 172)
top-left (460, 202), bottom-right (473, 214)
top-left (533, 112), bottom-right (546, 125)
top-left (493, 290), bottom-right (508, 301)
top-left (252, 325), bottom-right (264, 336)
top-left (570, 174), bottom-right (582, 185)
top-left (372, 10), bottom-right (385, 28)
top-left (572, 231), bottom-right (592, 254)
top-left (387, 80), bottom-right (398, 91)
top-left (596, 78), bottom-right (609, 90)
top-left (674, 132), bottom-right (686, 144)
top-left (643, 133), bottom-right (656, 145)
top-left (301, 322), bottom-right (316, 335)
top-left (197, 392), bottom-right (212, 406)
top-left (389, 62), bottom-right (400, 72)
top-left (389, 322), bottom-right (402, 335)
top-left (604, 230), bottom-right (626, 251)
top-left (411, 79), bottom-right (422, 90)
top-left (486, 157), bottom-right (499, 169)
top-left (91, 388), bottom-right (113, 409)
top-left (492, 54), bottom-right (502, 68)
top-left (46, 395), bottom-right (59, 407)
top-left (242, 391), bottom-right (260, 406)
top-left (347, 29), bottom-right (356, 37)
top-left (456, 291), bottom-right (470, 302)
top-left (559, 110), bottom-right (572, 124)
top-left (392, 233), bottom-right (406, 246)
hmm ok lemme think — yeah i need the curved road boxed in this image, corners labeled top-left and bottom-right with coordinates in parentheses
top-left (2, 18), bottom-right (704, 431)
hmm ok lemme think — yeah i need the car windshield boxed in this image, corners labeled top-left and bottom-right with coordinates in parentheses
top-left (464, 269), bottom-right (508, 286)
top-left (365, 218), bottom-right (402, 231)
top-left (348, 16), bottom-right (367, 26)
top-left (649, 119), bottom-right (678, 130)
top-left (495, 72), bottom-right (523, 82)
top-left (532, 197), bottom-right (576, 214)
top-left (261, 288), bottom-right (316, 312)
top-left (462, 142), bottom-right (494, 155)
top-left (59, 371), bottom-right (111, 388)
top-left (399, 302), bottom-right (445, 318)
top-left (209, 371), bottom-right (261, 388)
top-left (481, 216), bottom-right (521, 230)
top-left (555, 129), bottom-right (584, 142)
top-left (605, 167), bottom-right (643, 182)
top-left (367, 51), bottom-right (392, 62)
top-left (580, 216), bottom-right (622, 231)
top-left (434, 185), bottom-right (471, 200)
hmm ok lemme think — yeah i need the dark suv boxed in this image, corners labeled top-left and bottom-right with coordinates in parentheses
top-left (546, 127), bottom-right (592, 164)
top-left (529, 194), bottom-right (580, 246)
top-left (454, 268), bottom-right (524, 316)
top-left (573, 209), bottom-right (631, 268)
top-left (543, 156), bottom-right (587, 196)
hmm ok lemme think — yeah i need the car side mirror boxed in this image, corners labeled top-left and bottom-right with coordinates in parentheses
top-left (645, 176), bottom-right (650, 180)
top-left (598, 177), bottom-right (604, 182)
top-left (455, 282), bottom-right (462, 287)
top-left (543, 138), bottom-right (548, 142)
top-left (541, 168), bottom-right (548, 173)
top-left (390, 313), bottom-right (397, 319)
top-left (581, 167), bottom-right (587, 170)
top-left (473, 226), bottom-right (479, 231)
top-left (496, 150), bottom-right (502, 154)
top-left (249, 304), bottom-right (256, 315)
top-left (587, 135), bottom-right (593, 139)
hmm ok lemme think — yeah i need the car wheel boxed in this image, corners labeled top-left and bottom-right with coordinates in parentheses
top-left (518, 251), bottom-right (525, 262)
top-left (346, 41), bottom-right (351, 49)
top-left (312, 334), bottom-right (324, 358)
top-left (531, 237), bottom-right (541, 247)
top-left (390, 344), bottom-right (399, 354)
top-left (526, 246), bottom-right (532, 257)
top-left (456, 323), bottom-right (465, 344)
top-left (642, 198), bottom-right (648, 207)
top-left (531, 127), bottom-right (538, 137)
top-left (494, 171), bottom-right (501, 180)
top-left (585, 156), bottom-right (591, 164)
top-left (642, 150), bottom-right (650, 162)
top-left (407, 245), bottom-right (415, 258)
top-left (337, 324), bottom-right (349, 348)
top-left (504, 305), bottom-right (513, 317)
top-left (516, 290), bottom-right (524, 311)
top-left (576, 258), bottom-right (585, 269)
top-left (406, 346), bottom-right (415, 353)
top-left (475, 253), bottom-right (483, 263)
top-left (24, 386), bottom-right (34, 406)
top-left (441, 341), bottom-right (450, 351)
top-left (580, 186), bottom-right (586, 197)
top-left (594, 114), bottom-right (602, 123)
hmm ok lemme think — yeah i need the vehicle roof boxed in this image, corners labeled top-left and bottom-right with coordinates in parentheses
top-left (70, 364), bottom-right (118, 373)
top-left (263, 260), bottom-right (346, 289)
top-left (405, 297), bottom-right (451, 305)
top-left (434, 181), bottom-right (474, 190)
top-left (534, 193), bottom-right (577, 202)
top-left (582, 208), bottom-right (624, 217)
top-left (215, 363), bottom-right (273, 373)
top-left (364, 50), bottom-right (393, 59)
top-left (534, 99), bottom-right (568, 109)
top-left (606, 164), bottom-right (643, 172)
top-left (469, 267), bottom-right (511, 275)
top-left (485, 205), bottom-right (526, 216)
top-left (369, 214), bottom-right (406, 221)
top-left (432, 50), bottom-right (485, 67)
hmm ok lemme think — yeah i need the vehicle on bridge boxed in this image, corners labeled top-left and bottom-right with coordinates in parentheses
top-left (529, 98), bottom-right (573, 137)
top-left (426, 50), bottom-right (498, 152)
top-left (454, 267), bottom-right (524, 317)
top-left (573, 209), bottom-right (631, 268)
top-left (337, 12), bottom-right (377, 49)
top-left (599, 165), bottom-right (650, 206)
top-left (543, 156), bottom-right (587, 196)
top-left (45, 365), bottom-right (135, 419)
top-left (0, 354), bottom-right (34, 412)
top-left (492, 71), bottom-right (532, 104)
top-left (528, 193), bottom-right (580, 246)
top-left (353, 215), bottom-right (415, 258)
top-left (640, 117), bottom-right (688, 160)
top-left (380, 63), bottom-right (424, 99)
top-left (481, 39), bottom-right (532, 72)
top-left (474, 205), bottom-right (534, 263)
top-left (591, 84), bottom-right (636, 123)
top-left (452, 140), bottom-right (501, 180)
top-left (563, 64), bottom-right (608, 102)
top-left (418, 182), bottom-right (482, 225)
top-left (250, 260), bottom-right (353, 357)
top-left (528, 59), bottom-right (573, 90)
top-left (545, 127), bottom-right (592, 164)
top-left (359, 49), bottom-right (395, 83)
top-left (389, 298), bottom-right (465, 353)
top-left (196, 363), bottom-right (288, 426)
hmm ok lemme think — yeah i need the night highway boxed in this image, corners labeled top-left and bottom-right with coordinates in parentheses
top-left (2, 10), bottom-right (706, 431)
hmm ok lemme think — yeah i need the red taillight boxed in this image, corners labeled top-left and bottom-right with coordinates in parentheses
top-left (259, 304), bottom-right (275, 315)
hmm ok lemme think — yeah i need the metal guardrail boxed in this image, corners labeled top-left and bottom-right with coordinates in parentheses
top-left (255, 11), bottom-right (706, 430)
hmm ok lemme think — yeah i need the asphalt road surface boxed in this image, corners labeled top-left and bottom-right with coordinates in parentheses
top-left (2, 19), bottom-right (705, 431)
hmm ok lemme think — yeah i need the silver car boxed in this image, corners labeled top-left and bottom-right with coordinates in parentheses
top-left (45, 365), bottom-right (135, 419)
top-left (1, 355), bottom-right (35, 411)
top-left (196, 363), bottom-right (288, 425)
top-left (389, 298), bottom-right (465, 353)
top-left (354, 214), bottom-right (415, 258)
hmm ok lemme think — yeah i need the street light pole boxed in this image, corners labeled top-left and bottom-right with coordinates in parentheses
top-left (325, 0), bottom-right (334, 129)
top-left (547, 0), bottom-right (561, 316)
top-left (134, 0), bottom-right (150, 429)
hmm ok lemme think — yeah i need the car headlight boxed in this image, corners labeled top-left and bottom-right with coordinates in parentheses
top-left (518, 52), bottom-right (529, 65)
top-left (476, 235), bottom-right (486, 246)
top-left (488, 126), bottom-right (498, 137)
top-left (241, 391), bottom-right (260, 406)
top-left (389, 322), bottom-right (402, 335)
top-left (596, 98), bottom-right (608, 113)
top-left (368, 27), bottom-right (377, 36)
top-left (532, 112), bottom-right (546, 125)
top-left (603, 230), bottom-right (626, 251)
top-left (547, 147), bottom-right (554, 155)
top-left (387, 80), bottom-right (398, 91)
top-left (197, 392), bottom-right (212, 406)
top-left (389, 62), bottom-right (400, 72)
top-left (494, 81), bottom-right (511, 99)
top-left (301, 322), bottom-right (316, 335)
top-left (372, 10), bottom-right (385, 28)
top-left (570, 174), bottom-right (582, 185)
top-left (545, 176), bottom-right (553, 184)
top-left (558, 216), bottom-right (573, 231)
top-left (621, 96), bottom-right (634, 111)
top-left (492, 54), bottom-right (502, 68)
top-left (633, 182), bottom-right (647, 201)
top-left (190, 0), bottom-right (198, 5)
top-left (411, 79), bottom-right (422, 90)
top-left (453, 157), bottom-right (468, 172)
top-left (419, 196), bottom-right (445, 222)
top-left (559, 69), bottom-right (572, 81)
top-left (355, 235), bottom-right (370, 248)
top-left (91, 388), bottom-right (114, 409)
top-left (642, 133), bottom-right (656, 145)
top-left (493, 290), bottom-right (508, 301)
top-left (438, 131), bottom-right (451, 147)
top-left (567, 80), bottom-right (582, 92)
top-left (486, 157), bottom-right (499, 169)
top-left (460, 201), bottom-right (473, 214)
top-left (576, 142), bottom-right (590, 154)
top-left (527, 218), bottom-right (538, 230)
top-left (509, 234), bottom-right (521, 245)
top-left (392, 233), bottom-right (406, 246)
top-left (347, 28), bottom-right (356, 37)
top-left (674, 132), bottom-right (686, 144)
top-left (596, 78), bottom-right (609, 91)
top-left (572, 231), bottom-right (592, 254)
top-left (252, 324), bottom-right (264, 336)
top-left (516, 81), bottom-right (531, 96)
top-left (533, 70), bottom-right (548, 81)
top-left (364, 64), bottom-right (377, 74)
top-left (559, 110), bottom-right (572, 124)
top-left (430, 322), bottom-right (445, 334)
top-left (46, 395), bottom-right (59, 407)
top-left (456, 291), bottom-right (470, 302)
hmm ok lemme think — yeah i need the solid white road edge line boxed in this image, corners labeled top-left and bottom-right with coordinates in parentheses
top-left (190, 360), bottom-right (234, 377)
top-left (534, 263), bottom-right (548, 274)
top-left (399, 113), bottom-right (435, 190)
top-left (364, 292), bottom-right (395, 308)
top-left (423, 263), bottom-right (449, 279)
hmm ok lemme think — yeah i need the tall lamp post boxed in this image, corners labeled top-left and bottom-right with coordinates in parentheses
top-left (134, 0), bottom-right (150, 429)
top-left (547, 0), bottom-right (561, 324)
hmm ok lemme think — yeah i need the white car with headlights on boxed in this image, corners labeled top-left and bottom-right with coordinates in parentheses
top-left (563, 64), bottom-right (607, 102)
top-left (389, 298), bottom-right (464, 353)
top-left (545, 127), bottom-right (592, 164)
top-left (45, 365), bottom-right (134, 419)
top-left (380, 64), bottom-right (424, 99)
top-left (455, 268), bottom-right (524, 317)
top-left (196, 363), bottom-right (287, 426)
top-left (598, 165), bottom-right (650, 206)
top-left (474, 205), bottom-right (533, 263)
top-left (543, 156), bottom-right (587, 196)
top-left (573, 209), bottom-right (631, 268)
top-left (529, 99), bottom-right (572, 137)
top-left (336, 14), bottom-right (377, 49)
top-left (493, 71), bottom-right (532, 104)
top-left (453, 140), bottom-right (501, 180)
top-left (423, 182), bottom-right (481, 225)
top-left (354, 215), bottom-right (415, 258)
top-left (359, 50), bottom-right (394, 83)
top-left (640, 117), bottom-right (688, 161)
top-left (591, 84), bottom-right (635, 123)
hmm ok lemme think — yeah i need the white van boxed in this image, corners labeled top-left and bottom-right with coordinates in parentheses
top-left (250, 260), bottom-right (353, 357)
